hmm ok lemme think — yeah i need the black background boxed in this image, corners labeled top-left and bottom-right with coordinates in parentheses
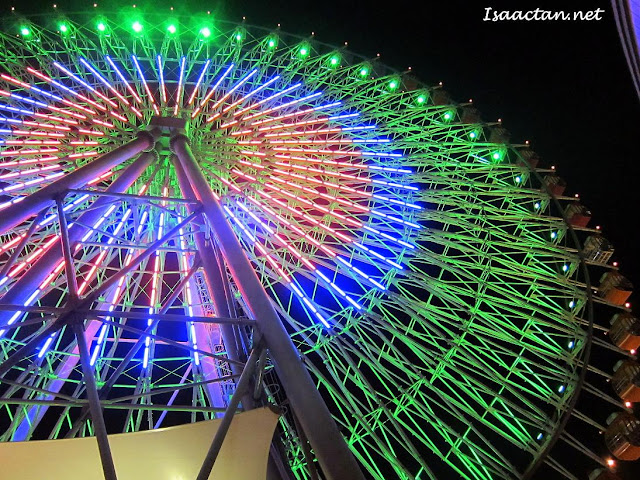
top-left (3, 0), bottom-right (640, 478)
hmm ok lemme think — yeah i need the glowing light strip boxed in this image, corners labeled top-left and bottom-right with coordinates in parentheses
top-left (0, 140), bottom-right (60, 145)
top-left (264, 138), bottom-right (390, 145)
top-left (0, 171), bottom-right (64, 193)
top-left (226, 205), bottom-right (332, 325)
top-left (226, 172), bottom-right (352, 243)
top-left (105, 55), bottom-right (143, 103)
top-left (178, 227), bottom-right (199, 366)
top-left (234, 167), bottom-right (364, 227)
top-left (233, 83), bottom-right (302, 118)
top-left (53, 62), bottom-right (119, 108)
top-left (235, 168), bottom-right (416, 258)
top-left (0, 164), bottom-right (60, 180)
top-left (157, 55), bottom-right (167, 104)
top-left (263, 125), bottom-right (375, 137)
top-left (187, 59), bottom-right (211, 106)
top-left (0, 197), bottom-right (24, 212)
top-left (79, 57), bottom-right (130, 106)
top-left (205, 68), bottom-right (259, 122)
top-left (131, 55), bottom-right (160, 115)
top-left (271, 152), bottom-right (410, 173)
top-left (79, 57), bottom-right (143, 119)
top-left (250, 101), bottom-right (341, 127)
top-left (242, 195), bottom-right (336, 258)
top-left (38, 194), bottom-right (89, 228)
top-left (242, 91), bottom-right (323, 121)
top-left (256, 116), bottom-right (328, 132)
top-left (27, 67), bottom-right (106, 112)
top-left (192, 63), bottom-right (235, 118)
top-left (0, 116), bottom-right (70, 131)
top-left (0, 74), bottom-right (90, 118)
top-left (221, 75), bottom-right (280, 114)
top-left (230, 200), bottom-right (362, 317)
top-left (173, 57), bottom-right (186, 116)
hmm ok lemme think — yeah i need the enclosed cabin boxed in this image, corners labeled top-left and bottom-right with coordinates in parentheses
top-left (517, 150), bottom-right (540, 169)
top-left (564, 202), bottom-right (592, 228)
top-left (605, 412), bottom-right (640, 461)
top-left (589, 469), bottom-right (622, 480)
top-left (609, 313), bottom-right (640, 351)
top-left (582, 235), bottom-right (615, 264)
top-left (599, 271), bottom-right (633, 306)
top-left (461, 107), bottom-right (481, 124)
top-left (542, 173), bottom-right (567, 197)
top-left (612, 360), bottom-right (640, 403)
top-left (489, 127), bottom-right (510, 144)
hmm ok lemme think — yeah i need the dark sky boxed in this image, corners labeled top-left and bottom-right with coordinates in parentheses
top-left (5, 0), bottom-right (640, 477)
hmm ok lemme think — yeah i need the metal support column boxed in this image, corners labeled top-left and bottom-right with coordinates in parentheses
top-left (171, 134), bottom-right (365, 480)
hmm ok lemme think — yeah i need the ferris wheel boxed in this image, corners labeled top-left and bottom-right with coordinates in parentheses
top-left (0, 9), bottom-right (638, 480)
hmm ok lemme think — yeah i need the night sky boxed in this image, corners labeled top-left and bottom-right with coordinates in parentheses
top-left (4, 0), bottom-right (640, 478)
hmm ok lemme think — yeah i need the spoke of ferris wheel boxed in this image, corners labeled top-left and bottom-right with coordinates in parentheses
top-left (0, 151), bottom-right (157, 330)
top-left (171, 133), bottom-right (365, 480)
top-left (0, 130), bottom-right (158, 237)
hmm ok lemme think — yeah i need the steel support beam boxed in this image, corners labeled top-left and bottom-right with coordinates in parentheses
top-left (172, 157), bottom-right (245, 368)
top-left (0, 130), bottom-right (158, 237)
top-left (196, 343), bottom-right (262, 480)
top-left (171, 134), bottom-right (365, 480)
top-left (72, 321), bottom-right (118, 480)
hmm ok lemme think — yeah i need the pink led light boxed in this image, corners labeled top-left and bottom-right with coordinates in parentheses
top-left (27, 68), bottom-right (107, 112)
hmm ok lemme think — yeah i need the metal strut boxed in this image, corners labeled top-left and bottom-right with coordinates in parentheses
top-left (170, 133), bottom-right (365, 480)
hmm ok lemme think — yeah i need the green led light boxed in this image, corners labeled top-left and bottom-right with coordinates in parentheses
top-left (267, 38), bottom-right (276, 48)
top-left (416, 94), bottom-right (426, 104)
top-left (329, 55), bottom-right (340, 66)
top-left (491, 151), bottom-right (502, 161)
top-left (299, 45), bottom-right (309, 57)
top-left (167, 24), bottom-right (177, 34)
top-left (360, 67), bottom-right (369, 77)
top-left (132, 21), bottom-right (143, 33)
top-left (200, 27), bottom-right (211, 38)
top-left (443, 112), bottom-right (452, 121)
top-left (97, 22), bottom-right (106, 32)
top-left (20, 27), bottom-right (30, 36)
top-left (235, 32), bottom-right (243, 41)
top-left (389, 79), bottom-right (399, 90)
top-left (469, 131), bottom-right (477, 139)
top-left (59, 24), bottom-right (68, 33)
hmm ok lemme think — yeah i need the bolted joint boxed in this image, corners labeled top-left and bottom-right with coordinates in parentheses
top-left (169, 133), bottom-right (190, 153)
top-left (137, 129), bottom-right (161, 152)
top-left (148, 145), bottom-right (161, 162)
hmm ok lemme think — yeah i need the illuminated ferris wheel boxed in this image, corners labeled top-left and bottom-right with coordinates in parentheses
top-left (0, 9), bottom-right (639, 480)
